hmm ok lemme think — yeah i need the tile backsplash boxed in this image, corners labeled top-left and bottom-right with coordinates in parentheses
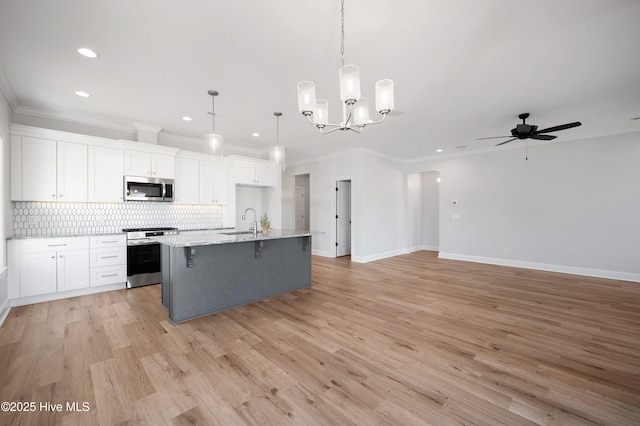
top-left (12, 201), bottom-right (224, 237)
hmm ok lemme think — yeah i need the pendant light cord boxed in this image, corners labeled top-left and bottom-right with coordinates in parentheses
top-left (211, 95), bottom-right (216, 133)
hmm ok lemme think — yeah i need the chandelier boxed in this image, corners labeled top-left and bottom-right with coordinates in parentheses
top-left (269, 112), bottom-right (285, 171)
top-left (296, 0), bottom-right (394, 134)
top-left (205, 90), bottom-right (223, 157)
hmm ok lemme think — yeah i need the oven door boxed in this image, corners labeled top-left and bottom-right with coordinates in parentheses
top-left (127, 241), bottom-right (162, 288)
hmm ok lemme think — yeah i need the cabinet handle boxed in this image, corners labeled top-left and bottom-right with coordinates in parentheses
top-left (48, 243), bottom-right (67, 247)
top-left (50, 256), bottom-right (56, 259)
top-left (52, 194), bottom-right (56, 197)
top-left (101, 273), bottom-right (118, 278)
top-left (59, 194), bottom-right (64, 197)
top-left (101, 241), bottom-right (118, 244)
top-left (100, 255), bottom-right (118, 259)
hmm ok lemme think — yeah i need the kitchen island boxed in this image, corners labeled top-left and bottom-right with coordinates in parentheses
top-left (151, 230), bottom-right (315, 323)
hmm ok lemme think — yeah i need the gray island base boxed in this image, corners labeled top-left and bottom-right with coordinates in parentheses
top-left (154, 231), bottom-right (313, 323)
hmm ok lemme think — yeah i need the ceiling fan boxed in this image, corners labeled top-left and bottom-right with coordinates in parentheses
top-left (478, 113), bottom-right (582, 146)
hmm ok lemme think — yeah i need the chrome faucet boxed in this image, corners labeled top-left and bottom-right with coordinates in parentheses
top-left (242, 207), bottom-right (258, 237)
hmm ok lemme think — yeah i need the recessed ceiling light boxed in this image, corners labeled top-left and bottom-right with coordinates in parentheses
top-left (252, 132), bottom-right (260, 137)
top-left (75, 91), bottom-right (90, 98)
top-left (77, 47), bottom-right (98, 58)
top-left (182, 116), bottom-right (192, 121)
top-left (436, 148), bottom-right (443, 152)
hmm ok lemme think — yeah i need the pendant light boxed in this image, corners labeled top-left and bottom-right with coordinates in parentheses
top-left (296, 0), bottom-right (394, 134)
top-left (269, 112), bottom-right (285, 171)
top-left (205, 90), bottom-right (223, 157)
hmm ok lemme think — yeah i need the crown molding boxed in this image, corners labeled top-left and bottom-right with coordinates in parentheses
top-left (0, 69), bottom-right (18, 111)
top-left (159, 131), bottom-right (264, 157)
top-left (13, 105), bottom-right (136, 133)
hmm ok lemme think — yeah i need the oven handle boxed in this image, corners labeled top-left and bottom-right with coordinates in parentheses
top-left (162, 183), bottom-right (166, 200)
top-left (127, 239), bottom-right (160, 246)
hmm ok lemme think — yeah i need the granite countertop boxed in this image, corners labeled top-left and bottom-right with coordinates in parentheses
top-left (150, 229), bottom-right (319, 247)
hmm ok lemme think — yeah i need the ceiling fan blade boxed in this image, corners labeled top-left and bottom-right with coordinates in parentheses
top-left (495, 138), bottom-right (517, 146)
top-left (476, 136), bottom-right (512, 140)
top-left (535, 121), bottom-right (582, 134)
top-left (529, 134), bottom-right (557, 141)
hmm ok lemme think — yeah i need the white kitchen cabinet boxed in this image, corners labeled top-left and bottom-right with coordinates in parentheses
top-left (175, 156), bottom-right (200, 204)
top-left (89, 235), bottom-right (127, 286)
top-left (12, 136), bottom-right (87, 202)
top-left (88, 145), bottom-right (124, 202)
top-left (200, 160), bottom-right (229, 204)
top-left (18, 237), bottom-right (90, 297)
top-left (124, 150), bottom-right (175, 179)
top-left (175, 154), bottom-right (228, 205)
top-left (57, 141), bottom-right (88, 202)
top-left (57, 249), bottom-right (91, 291)
top-left (233, 158), bottom-right (275, 187)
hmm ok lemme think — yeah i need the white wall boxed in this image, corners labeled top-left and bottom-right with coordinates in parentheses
top-left (408, 132), bottom-right (640, 281)
top-left (283, 149), bottom-right (406, 262)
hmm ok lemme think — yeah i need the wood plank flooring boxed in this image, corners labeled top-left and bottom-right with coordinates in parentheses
top-left (1, 251), bottom-right (639, 425)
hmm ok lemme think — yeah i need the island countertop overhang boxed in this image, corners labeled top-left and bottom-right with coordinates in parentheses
top-left (150, 229), bottom-right (320, 247)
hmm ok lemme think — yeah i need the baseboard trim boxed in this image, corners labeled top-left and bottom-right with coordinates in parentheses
top-left (312, 249), bottom-right (334, 258)
top-left (352, 249), bottom-right (409, 264)
top-left (438, 252), bottom-right (640, 283)
top-left (9, 282), bottom-right (127, 308)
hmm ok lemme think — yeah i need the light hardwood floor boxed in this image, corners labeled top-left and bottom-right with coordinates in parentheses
top-left (1, 251), bottom-right (639, 425)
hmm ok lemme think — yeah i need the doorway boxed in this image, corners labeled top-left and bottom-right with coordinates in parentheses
top-left (336, 180), bottom-right (351, 257)
top-left (293, 174), bottom-right (310, 232)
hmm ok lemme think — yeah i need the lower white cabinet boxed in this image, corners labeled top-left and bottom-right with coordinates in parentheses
top-left (18, 237), bottom-right (90, 297)
top-left (9, 234), bottom-right (127, 300)
top-left (89, 235), bottom-right (127, 286)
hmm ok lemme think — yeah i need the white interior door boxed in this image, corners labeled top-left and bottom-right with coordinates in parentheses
top-left (295, 186), bottom-right (305, 231)
top-left (336, 180), bottom-right (351, 257)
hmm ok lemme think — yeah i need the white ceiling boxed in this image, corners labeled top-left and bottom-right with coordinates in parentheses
top-left (1, 0), bottom-right (639, 163)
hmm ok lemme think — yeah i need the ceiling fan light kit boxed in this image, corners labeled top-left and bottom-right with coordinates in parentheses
top-left (296, 0), bottom-right (394, 135)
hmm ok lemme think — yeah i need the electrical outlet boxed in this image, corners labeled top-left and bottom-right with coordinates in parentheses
top-left (502, 246), bottom-right (509, 254)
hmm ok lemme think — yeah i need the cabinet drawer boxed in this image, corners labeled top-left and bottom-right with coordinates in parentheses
top-left (90, 246), bottom-right (126, 268)
top-left (90, 265), bottom-right (127, 287)
top-left (21, 236), bottom-right (89, 253)
top-left (90, 234), bottom-right (126, 248)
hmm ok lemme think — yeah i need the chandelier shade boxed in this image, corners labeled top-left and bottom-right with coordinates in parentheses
top-left (296, 0), bottom-right (394, 135)
top-left (297, 81), bottom-right (316, 115)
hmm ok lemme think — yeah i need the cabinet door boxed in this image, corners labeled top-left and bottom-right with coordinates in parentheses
top-left (20, 251), bottom-right (57, 297)
top-left (124, 150), bottom-right (152, 177)
top-left (234, 161), bottom-right (256, 185)
top-left (254, 164), bottom-right (275, 187)
top-left (175, 157), bottom-right (200, 204)
top-left (22, 136), bottom-right (57, 201)
top-left (153, 154), bottom-right (175, 179)
top-left (57, 249), bottom-right (90, 291)
top-left (88, 146), bottom-right (124, 202)
top-left (57, 141), bottom-right (88, 201)
top-left (213, 161), bottom-right (229, 204)
top-left (199, 160), bottom-right (215, 203)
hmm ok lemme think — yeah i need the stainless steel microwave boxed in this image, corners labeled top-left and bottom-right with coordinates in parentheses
top-left (124, 176), bottom-right (174, 202)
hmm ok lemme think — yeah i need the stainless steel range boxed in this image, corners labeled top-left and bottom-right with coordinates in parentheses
top-left (124, 227), bottom-right (179, 288)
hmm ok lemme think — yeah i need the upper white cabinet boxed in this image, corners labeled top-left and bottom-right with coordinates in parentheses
top-left (11, 136), bottom-right (87, 202)
top-left (200, 160), bottom-right (229, 204)
top-left (88, 145), bottom-right (124, 202)
top-left (124, 149), bottom-right (176, 179)
top-left (175, 152), bottom-right (229, 205)
top-left (232, 157), bottom-right (276, 187)
top-left (175, 156), bottom-right (200, 204)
